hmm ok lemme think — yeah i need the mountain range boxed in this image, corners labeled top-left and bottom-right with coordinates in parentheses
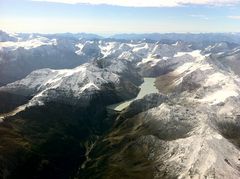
top-left (1, 30), bottom-right (240, 179)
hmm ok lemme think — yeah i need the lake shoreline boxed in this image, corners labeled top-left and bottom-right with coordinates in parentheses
top-left (108, 78), bottom-right (158, 111)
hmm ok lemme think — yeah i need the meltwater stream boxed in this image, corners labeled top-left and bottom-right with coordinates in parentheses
top-left (108, 78), bottom-right (158, 111)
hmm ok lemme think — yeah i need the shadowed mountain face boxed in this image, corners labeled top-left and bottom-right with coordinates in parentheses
top-left (0, 97), bottom-right (119, 179)
top-left (0, 83), bottom-right (140, 178)
top-left (1, 31), bottom-right (240, 179)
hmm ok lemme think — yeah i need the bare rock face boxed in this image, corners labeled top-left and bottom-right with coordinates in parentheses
top-left (80, 41), bottom-right (101, 58)
top-left (1, 31), bottom-right (240, 179)
top-left (212, 48), bottom-right (240, 77)
top-left (79, 48), bottom-right (240, 179)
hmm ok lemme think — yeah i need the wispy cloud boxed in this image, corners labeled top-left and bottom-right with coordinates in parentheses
top-left (190, 14), bottom-right (209, 20)
top-left (32, 0), bottom-right (240, 7)
top-left (228, 15), bottom-right (240, 19)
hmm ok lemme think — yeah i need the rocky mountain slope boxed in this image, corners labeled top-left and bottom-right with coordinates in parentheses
top-left (0, 47), bottom-right (142, 178)
top-left (79, 48), bottom-right (240, 179)
top-left (0, 32), bottom-right (102, 86)
top-left (1, 30), bottom-right (239, 86)
top-left (1, 30), bottom-right (240, 179)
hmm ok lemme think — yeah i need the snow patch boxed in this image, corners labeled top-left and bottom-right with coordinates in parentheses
top-left (200, 88), bottom-right (238, 105)
top-left (99, 42), bottom-right (116, 57)
top-left (132, 43), bottom-right (149, 52)
top-left (204, 72), bottom-right (228, 86)
top-left (0, 37), bottom-right (57, 50)
top-left (174, 50), bottom-right (205, 61)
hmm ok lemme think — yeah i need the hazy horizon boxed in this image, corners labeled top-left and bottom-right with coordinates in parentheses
top-left (1, 0), bottom-right (240, 34)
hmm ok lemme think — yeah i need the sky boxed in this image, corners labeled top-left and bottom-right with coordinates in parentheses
top-left (0, 0), bottom-right (240, 35)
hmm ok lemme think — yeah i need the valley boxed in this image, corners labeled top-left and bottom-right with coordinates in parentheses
top-left (1, 31), bottom-right (240, 178)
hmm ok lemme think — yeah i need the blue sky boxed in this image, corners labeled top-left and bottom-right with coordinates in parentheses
top-left (0, 0), bottom-right (240, 35)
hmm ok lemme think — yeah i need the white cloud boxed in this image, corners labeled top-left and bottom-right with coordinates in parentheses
top-left (32, 0), bottom-right (240, 7)
top-left (228, 15), bottom-right (240, 19)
